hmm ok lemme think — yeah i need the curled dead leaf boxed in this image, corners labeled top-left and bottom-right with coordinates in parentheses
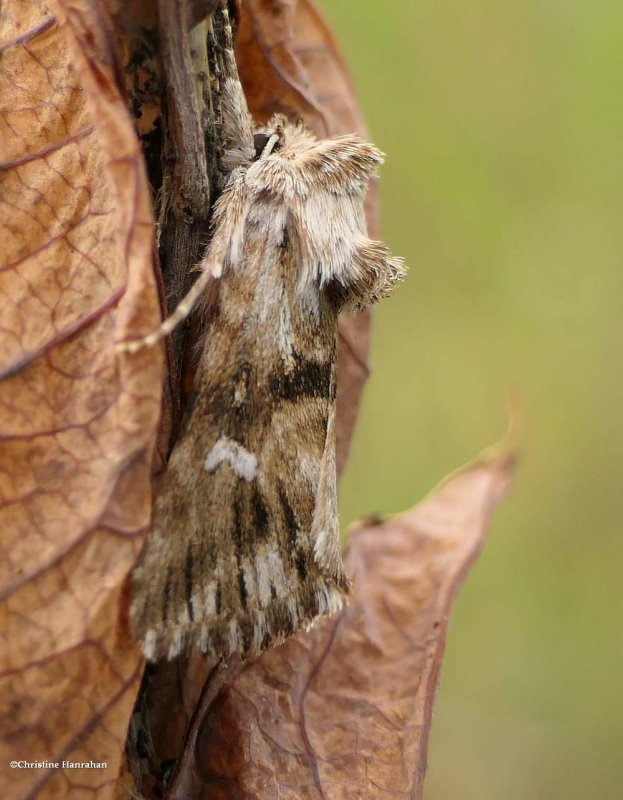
top-left (0, 1), bottom-right (161, 798)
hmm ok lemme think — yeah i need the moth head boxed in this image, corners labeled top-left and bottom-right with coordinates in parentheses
top-left (250, 116), bottom-right (385, 190)
top-left (253, 131), bottom-right (282, 159)
top-left (241, 116), bottom-right (406, 309)
top-left (252, 114), bottom-right (288, 160)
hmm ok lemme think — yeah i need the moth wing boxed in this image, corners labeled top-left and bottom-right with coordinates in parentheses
top-left (310, 398), bottom-right (347, 583)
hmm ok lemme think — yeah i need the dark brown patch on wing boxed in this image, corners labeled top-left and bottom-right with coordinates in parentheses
top-left (268, 354), bottom-right (332, 402)
top-left (295, 549), bottom-right (308, 582)
top-left (277, 485), bottom-right (310, 582)
top-left (278, 486), bottom-right (298, 549)
top-left (250, 484), bottom-right (269, 538)
top-left (238, 565), bottom-right (248, 608)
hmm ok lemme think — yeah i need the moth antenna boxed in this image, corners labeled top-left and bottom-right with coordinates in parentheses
top-left (116, 264), bottom-right (217, 354)
top-left (261, 133), bottom-right (280, 158)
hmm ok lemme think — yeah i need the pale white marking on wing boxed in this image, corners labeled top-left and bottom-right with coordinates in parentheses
top-left (251, 611), bottom-right (267, 653)
top-left (255, 541), bottom-right (290, 608)
top-left (286, 595), bottom-right (300, 629)
top-left (256, 552), bottom-right (273, 607)
top-left (228, 618), bottom-right (239, 654)
top-left (277, 294), bottom-right (294, 357)
top-left (204, 436), bottom-right (258, 481)
top-left (298, 451), bottom-right (320, 488)
top-left (241, 556), bottom-right (258, 607)
top-left (169, 628), bottom-right (183, 659)
top-left (193, 581), bottom-right (216, 618)
top-left (266, 541), bottom-right (288, 593)
top-left (143, 630), bottom-right (157, 661)
top-left (198, 626), bottom-right (210, 653)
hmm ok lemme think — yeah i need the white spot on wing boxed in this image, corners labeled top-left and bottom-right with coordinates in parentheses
top-left (298, 452), bottom-right (320, 488)
top-left (168, 628), bottom-right (183, 659)
top-left (143, 630), bottom-right (157, 661)
top-left (228, 618), bottom-right (239, 654)
top-left (199, 626), bottom-right (211, 653)
top-left (204, 436), bottom-right (258, 481)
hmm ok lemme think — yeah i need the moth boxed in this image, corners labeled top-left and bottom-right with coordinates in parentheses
top-left (127, 25), bottom-right (405, 662)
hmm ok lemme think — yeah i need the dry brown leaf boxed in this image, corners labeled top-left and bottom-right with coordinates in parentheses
top-left (0, 2), bottom-right (161, 798)
top-left (159, 449), bottom-right (514, 800)
top-left (237, 0), bottom-right (377, 476)
top-left (237, 0), bottom-right (368, 136)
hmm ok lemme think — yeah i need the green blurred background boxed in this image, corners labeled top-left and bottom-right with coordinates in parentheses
top-left (317, 1), bottom-right (623, 797)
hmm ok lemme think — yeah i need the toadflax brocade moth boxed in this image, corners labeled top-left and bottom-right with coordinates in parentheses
top-left (127, 28), bottom-right (405, 662)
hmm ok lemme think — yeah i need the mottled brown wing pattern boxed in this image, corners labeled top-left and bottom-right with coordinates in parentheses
top-left (130, 118), bottom-right (404, 661)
